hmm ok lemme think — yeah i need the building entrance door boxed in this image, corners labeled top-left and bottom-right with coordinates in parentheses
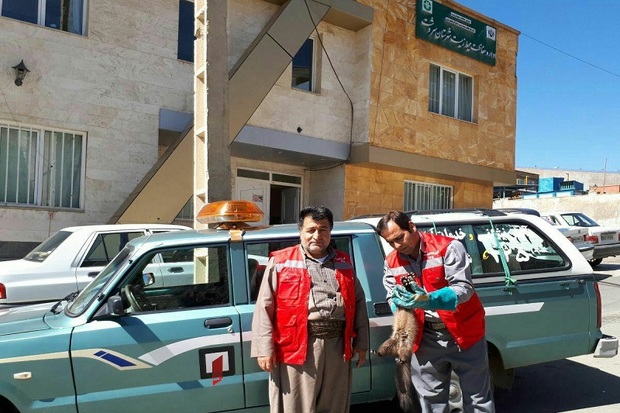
top-left (236, 170), bottom-right (301, 226)
top-left (237, 178), bottom-right (270, 226)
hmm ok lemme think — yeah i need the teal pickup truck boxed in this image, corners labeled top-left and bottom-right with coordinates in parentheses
top-left (0, 202), bottom-right (616, 413)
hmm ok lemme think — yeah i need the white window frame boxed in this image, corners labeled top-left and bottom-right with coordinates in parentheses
top-left (0, 122), bottom-right (86, 209)
top-left (291, 36), bottom-right (319, 93)
top-left (429, 63), bottom-right (474, 122)
top-left (0, 0), bottom-right (88, 35)
top-left (403, 181), bottom-right (453, 211)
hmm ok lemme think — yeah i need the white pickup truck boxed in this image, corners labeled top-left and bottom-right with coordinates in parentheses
top-left (542, 211), bottom-right (620, 267)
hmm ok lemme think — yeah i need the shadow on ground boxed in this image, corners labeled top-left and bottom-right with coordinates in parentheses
top-left (351, 358), bottom-right (620, 413)
top-left (494, 358), bottom-right (620, 412)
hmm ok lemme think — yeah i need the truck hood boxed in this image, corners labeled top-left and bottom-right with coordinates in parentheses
top-left (0, 303), bottom-right (52, 336)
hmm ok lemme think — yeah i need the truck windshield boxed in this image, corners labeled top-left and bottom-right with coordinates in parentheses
top-left (24, 230), bottom-right (72, 262)
top-left (66, 245), bottom-right (134, 315)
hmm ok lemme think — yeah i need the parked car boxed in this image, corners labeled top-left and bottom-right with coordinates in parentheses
top-left (553, 226), bottom-right (594, 261)
top-left (541, 212), bottom-right (620, 267)
top-left (0, 224), bottom-right (190, 305)
top-left (0, 202), bottom-right (614, 413)
top-left (495, 208), bottom-right (594, 261)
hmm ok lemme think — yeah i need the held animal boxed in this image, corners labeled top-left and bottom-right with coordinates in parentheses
top-left (377, 307), bottom-right (420, 413)
top-left (377, 274), bottom-right (425, 363)
top-left (376, 307), bottom-right (418, 363)
top-left (376, 275), bottom-right (426, 413)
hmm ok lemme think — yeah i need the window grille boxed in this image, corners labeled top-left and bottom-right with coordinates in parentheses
top-left (403, 181), bottom-right (453, 211)
top-left (0, 123), bottom-right (85, 209)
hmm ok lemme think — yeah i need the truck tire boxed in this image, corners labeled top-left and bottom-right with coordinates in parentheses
top-left (0, 399), bottom-right (19, 413)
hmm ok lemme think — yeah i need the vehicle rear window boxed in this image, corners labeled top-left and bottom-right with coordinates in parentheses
top-left (81, 232), bottom-right (145, 267)
top-left (561, 213), bottom-right (598, 227)
top-left (418, 221), bottom-right (568, 278)
top-left (24, 230), bottom-right (72, 262)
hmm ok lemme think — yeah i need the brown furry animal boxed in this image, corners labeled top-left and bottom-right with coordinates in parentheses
top-left (377, 307), bottom-right (418, 363)
top-left (377, 308), bottom-right (421, 413)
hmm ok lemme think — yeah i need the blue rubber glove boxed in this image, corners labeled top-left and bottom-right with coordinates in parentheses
top-left (391, 284), bottom-right (426, 310)
top-left (392, 285), bottom-right (458, 311)
top-left (425, 287), bottom-right (458, 311)
top-left (389, 300), bottom-right (398, 314)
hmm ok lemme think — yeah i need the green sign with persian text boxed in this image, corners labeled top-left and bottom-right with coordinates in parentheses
top-left (416, 0), bottom-right (496, 66)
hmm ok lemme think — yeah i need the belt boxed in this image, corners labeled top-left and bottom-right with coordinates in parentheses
top-left (308, 319), bottom-right (345, 339)
top-left (425, 320), bottom-right (446, 330)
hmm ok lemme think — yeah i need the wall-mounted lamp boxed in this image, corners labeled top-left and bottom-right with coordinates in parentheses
top-left (12, 60), bottom-right (30, 86)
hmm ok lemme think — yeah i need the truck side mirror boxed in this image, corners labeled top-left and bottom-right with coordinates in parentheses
top-left (142, 272), bottom-right (155, 286)
top-left (107, 295), bottom-right (127, 316)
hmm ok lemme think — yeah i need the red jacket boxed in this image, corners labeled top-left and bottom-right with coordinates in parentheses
top-left (385, 233), bottom-right (485, 351)
top-left (271, 245), bottom-right (357, 364)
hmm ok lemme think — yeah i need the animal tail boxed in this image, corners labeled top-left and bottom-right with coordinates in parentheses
top-left (395, 361), bottom-right (421, 413)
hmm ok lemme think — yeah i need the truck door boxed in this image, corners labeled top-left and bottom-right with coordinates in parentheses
top-left (70, 243), bottom-right (245, 413)
top-left (465, 220), bottom-right (592, 367)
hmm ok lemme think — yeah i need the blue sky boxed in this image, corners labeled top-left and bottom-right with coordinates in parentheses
top-left (454, 0), bottom-right (620, 173)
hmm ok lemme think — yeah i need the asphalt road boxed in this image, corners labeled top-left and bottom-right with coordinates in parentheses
top-left (492, 257), bottom-right (620, 413)
top-left (353, 257), bottom-right (620, 413)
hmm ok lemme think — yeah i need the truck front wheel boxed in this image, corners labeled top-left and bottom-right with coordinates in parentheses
top-left (0, 398), bottom-right (19, 413)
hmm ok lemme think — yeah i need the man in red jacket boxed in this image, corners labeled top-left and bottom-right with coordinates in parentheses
top-left (377, 210), bottom-right (495, 413)
top-left (251, 206), bottom-right (368, 413)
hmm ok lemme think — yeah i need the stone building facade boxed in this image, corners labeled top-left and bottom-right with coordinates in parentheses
top-left (343, 0), bottom-right (518, 217)
top-left (195, 0), bottom-right (519, 226)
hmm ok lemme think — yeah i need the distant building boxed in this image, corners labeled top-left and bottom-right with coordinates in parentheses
top-left (590, 184), bottom-right (620, 194)
top-left (493, 170), bottom-right (539, 199)
top-left (521, 177), bottom-right (587, 199)
top-left (518, 167), bottom-right (620, 190)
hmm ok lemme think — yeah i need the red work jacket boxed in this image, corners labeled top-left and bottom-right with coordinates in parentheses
top-left (385, 233), bottom-right (486, 351)
top-left (271, 245), bottom-right (357, 364)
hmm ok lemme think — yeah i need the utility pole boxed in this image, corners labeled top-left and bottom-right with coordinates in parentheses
top-left (194, 0), bottom-right (232, 229)
top-left (602, 158), bottom-right (608, 194)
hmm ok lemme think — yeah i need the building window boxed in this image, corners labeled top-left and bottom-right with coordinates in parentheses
top-left (177, 0), bottom-right (194, 62)
top-left (1, 0), bottom-right (87, 35)
top-left (428, 64), bottom-right (473, 122)
top-left (0, 123), bottom-right (85, 209)
top-left (175, 197), bottom-right (193, 221)
top-left (404, 181), bottom-right (453, 211)
top-left (292, 38), bottom-right (316, 92)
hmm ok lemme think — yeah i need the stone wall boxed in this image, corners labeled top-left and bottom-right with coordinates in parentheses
top-left (342, 0), bottom-right (518, 218)
top-left (493, 194), bottom-right (620, 227)
top-left (360, 0), bottom-right (518, 171)
top-left (228, 0), bottom-right (366, 146)
top-left (344, 164), bottom-right (492, 218)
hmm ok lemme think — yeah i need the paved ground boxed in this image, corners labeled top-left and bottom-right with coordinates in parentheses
top-left (492, 257), bottom-right (620, 413)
